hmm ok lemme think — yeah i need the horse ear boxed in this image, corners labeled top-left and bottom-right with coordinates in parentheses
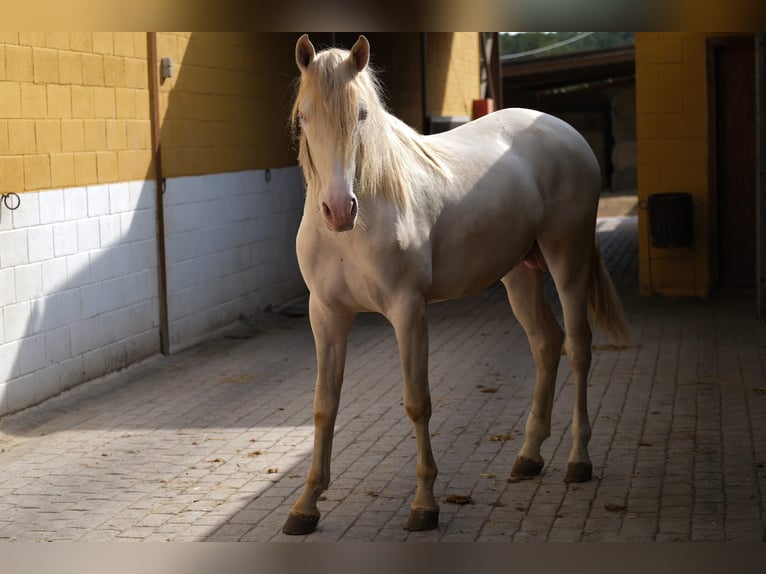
top-left (296, 34), bottom-right (315, 72)
top-left (348, 35), bottom-right (370, 72)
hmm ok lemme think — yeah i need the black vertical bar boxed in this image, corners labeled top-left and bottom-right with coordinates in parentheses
top-left (756, 34), bottom-right (766, 317)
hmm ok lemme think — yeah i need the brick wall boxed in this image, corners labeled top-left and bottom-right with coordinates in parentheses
top-left (0, 32), bottom-right (153, 193)
top-left (635, 32), bottom-right (709, 297)
top-left (0, 32), bottom-right (301, 188)
top-left (163, 167), bottom-right (304, 353)
top-left (156, 33), bottom-right (297, 177)
top-left (427, 32), bottom-right (480, 119)
top-left (0, 33), bottom-right (306, 415)
top-left (0, 33), bottom-right (158, 415)
top-left (0, 182), bottom-right (159, 414)
top-left (154, 33), bottom-right (306, 352)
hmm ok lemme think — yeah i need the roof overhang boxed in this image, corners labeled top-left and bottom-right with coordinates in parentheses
top-left (502, 46), bottom-right (635, 92)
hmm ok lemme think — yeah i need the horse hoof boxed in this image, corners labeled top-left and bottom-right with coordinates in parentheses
top-left (404, 508), bottom-right (439, 531)
top-left (282, 512), bottom-right (319, 535)
top-left (511, 456), bottom-right (544, 477)
top-left (565, 461), bottom-right (593, 483)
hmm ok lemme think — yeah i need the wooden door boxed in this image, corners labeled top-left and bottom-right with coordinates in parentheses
top-left (712, 38), bottom-right (756, 288)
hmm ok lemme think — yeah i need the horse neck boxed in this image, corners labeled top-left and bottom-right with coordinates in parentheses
top-left (358, 111), bottom-right (447, 209)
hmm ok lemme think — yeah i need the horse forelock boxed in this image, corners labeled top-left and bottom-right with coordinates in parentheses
top-left (292, 46), bottom-right (449, 211)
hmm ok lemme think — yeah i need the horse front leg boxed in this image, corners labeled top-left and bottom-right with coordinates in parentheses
top-left (282, 297), bottom-right (355, 535)
top-left (389, 297), bottom-right (439, 531)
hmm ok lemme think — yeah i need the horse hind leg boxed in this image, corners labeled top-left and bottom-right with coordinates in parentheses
top-left (544, 239), bottom-right (595, 483)
top-left (502, 265), bottom-right (564, 478)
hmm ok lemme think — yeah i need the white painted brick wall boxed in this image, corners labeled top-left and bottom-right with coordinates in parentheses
top-left (1, 167), bottom-right (307, 416)
top-left (0, 181), bottom-right (160, 416)
top-left (28, 226), bottom-right (54, 262)
top-left (164, 166), bottom-right (306, 352)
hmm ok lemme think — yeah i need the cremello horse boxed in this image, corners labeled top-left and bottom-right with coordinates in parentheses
top-left (283, 35), bottom-right (629, 535)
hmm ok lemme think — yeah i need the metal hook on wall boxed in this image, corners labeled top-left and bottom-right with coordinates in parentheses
top-left (2, 192), bottom-right (21, 211)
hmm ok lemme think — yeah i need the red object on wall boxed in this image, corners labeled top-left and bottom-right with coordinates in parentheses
top-left (472, 98), bottom-right (495, 119)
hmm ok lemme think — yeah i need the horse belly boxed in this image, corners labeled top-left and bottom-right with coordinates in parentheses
top-left (428, 216), bottom-right (538, 302)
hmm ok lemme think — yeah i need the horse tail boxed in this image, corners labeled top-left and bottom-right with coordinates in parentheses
top-left (588, 243), bottom-right (631, 345)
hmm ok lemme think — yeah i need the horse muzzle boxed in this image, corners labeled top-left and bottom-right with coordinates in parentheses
top-left (321, 195), bottom-right (358, 232)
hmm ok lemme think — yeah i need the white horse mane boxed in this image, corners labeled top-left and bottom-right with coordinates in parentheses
top-left (291, 47), bottom-right (450, 210)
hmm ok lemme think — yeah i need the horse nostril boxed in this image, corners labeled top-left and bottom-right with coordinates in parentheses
top-left (321, 202), bottom-right (332, 220)
top-left (349, 198), bottom-right (358, 217)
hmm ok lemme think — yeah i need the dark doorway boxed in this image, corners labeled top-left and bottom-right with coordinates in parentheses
top-left (710, 36), bottom-right (756, 289)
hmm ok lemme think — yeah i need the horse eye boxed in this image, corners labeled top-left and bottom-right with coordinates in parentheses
top-left (358, 106), bottom-right (368, 122)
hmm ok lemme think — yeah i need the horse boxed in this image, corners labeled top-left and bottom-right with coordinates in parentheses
top-left (282, 34), bottom-right (630, 535)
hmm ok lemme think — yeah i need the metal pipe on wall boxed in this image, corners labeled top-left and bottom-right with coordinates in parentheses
top-left (147, 32), bottom-right (170, 354)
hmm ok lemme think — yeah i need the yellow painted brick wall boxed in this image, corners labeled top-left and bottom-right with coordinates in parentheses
top-left (156, 32), bottom-right (298, 177)
top-left (427, 33), bottom-right (480, 118)
top-left (0, 32), bottom-right (153, 193)
top-left (635, 32), bottom-right (710, 297)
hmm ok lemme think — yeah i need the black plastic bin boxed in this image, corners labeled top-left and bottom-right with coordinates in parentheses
top-left (647, 192), bottom-right (693, 248)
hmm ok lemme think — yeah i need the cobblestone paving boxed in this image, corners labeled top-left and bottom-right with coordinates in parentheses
top-left (1, 215), bottom-right (765, 542)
